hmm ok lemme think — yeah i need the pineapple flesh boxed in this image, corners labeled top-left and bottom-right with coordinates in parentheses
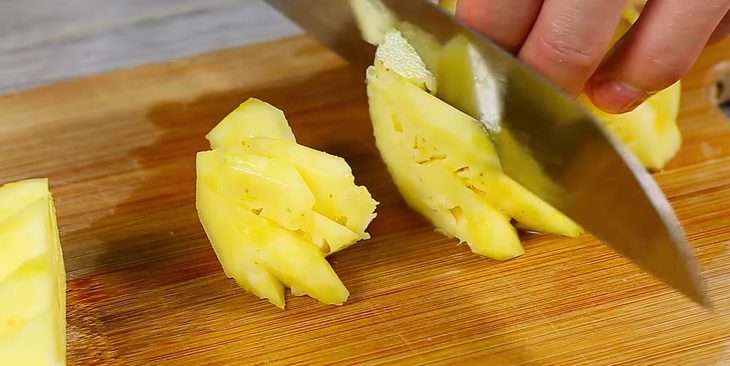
top-left (196, 98), bottom-right (378, 308)
top-left (579, 83), bottom-right (681, 170)
top-left (362, 0), bottom-right (681, 261)
top-left (436, 0), bottom-right (682, 170)
top-left (367, 33), bottom-right (581, 260)
top-left (0, 178), bottom-right (66, 366)
top-left (578, 3), bottom-right (682, 170)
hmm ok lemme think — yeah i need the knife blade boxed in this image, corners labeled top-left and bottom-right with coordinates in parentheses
top-left (264, 0), bottom-right (709, 306)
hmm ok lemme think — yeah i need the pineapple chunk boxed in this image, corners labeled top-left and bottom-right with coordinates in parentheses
top-left (0, 179), bottom-right (65, 366)
top-left (196, 98), bottom-right (377, 308)
top-left (375, 31), bottom-right (437, 93)
top-left (579, 5), bottom-right (681, 170)
top-left (237, 137), bottom-right (377, 237)
top-left (207, 98), bottom-right (296, 149)
top-left (438, 0), bottom-right (458, 13)
top-left (197, 151), bottom-right (360, 255)
top-left (435, 0), bottom-right (682, 169)
top-left (579, 82), bottom-right (681, 170)
top-left (379, 67), bottom-right (580, 236)
top-left (0, 179), bottom-right (51, 222)
top-left (366, 24), bottom-right (581, 259)
top-left (349, 0), bottom-right (397, 45)
top-left (368, 63), bottom-right (580, 259)
top-left (197, 161), bottom-right (348, 307)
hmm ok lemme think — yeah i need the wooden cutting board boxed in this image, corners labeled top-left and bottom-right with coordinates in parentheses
top-left (1, 36), bottom-right (729, 365)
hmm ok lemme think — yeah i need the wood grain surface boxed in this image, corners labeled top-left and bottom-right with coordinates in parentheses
top-left (1, 36), bottom-right (729, 365)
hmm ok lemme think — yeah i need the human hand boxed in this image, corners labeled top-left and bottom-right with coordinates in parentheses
top-left (454, 0), bottom-right (730, 113)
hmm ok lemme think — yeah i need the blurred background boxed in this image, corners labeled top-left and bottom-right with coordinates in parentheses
top-left (1, 0), bottom-right (728, 115)
top-left (0, 0), bottom-right (301, 94)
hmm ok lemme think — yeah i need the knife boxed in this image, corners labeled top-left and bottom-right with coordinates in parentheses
top-left (264, 0), bottom-right (709, 307)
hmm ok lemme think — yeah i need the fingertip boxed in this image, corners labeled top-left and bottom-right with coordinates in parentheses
top-left (590, 0), bottom-right (728, 114)
top-left (454, 0), bottom-right (482, 28)
top-left (585, 77), bottom-right (648, 113)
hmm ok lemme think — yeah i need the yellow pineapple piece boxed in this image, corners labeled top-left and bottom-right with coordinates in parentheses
top-left (368, 61), bottom-right (580, 259)
top-left (438, 0), bottom-right (458, 13)
top-left (579, 83), bottom-right (681, 170)
top-left (366, 25), bottom-right (581, 259)
top-left (368, 77), bottom-right (520, 259)
top-left (579, 5), bottom-right (681, 170)
top-left (435, 0), bottom-right (681, 169)
top-left (207, 98), bottom-right (296, 149)
top-left (237, 137), bottom-right (377, 238)
top-left (197, 157), bottom-right (349, 307)
top-left (0, 179), bottom-right (51, 222)
top-left (375, 31), bottom-right (437, 93)
top-left (196, 98), bottom-right (377, 308)
top-left (0, 179), bottom-right (65, 366)
top-left (380, 68), bottom-right (580, 236)
top-left (349, 0), bottom-right (397, 45)
top-left (198, 151), bottom-right (360, 255)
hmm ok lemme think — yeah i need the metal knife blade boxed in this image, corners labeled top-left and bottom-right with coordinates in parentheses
top-left (265, 0), bottom-right (709, 306)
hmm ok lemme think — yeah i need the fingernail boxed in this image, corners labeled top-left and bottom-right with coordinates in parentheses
top-left (587, 78), bottom-right (646, 113)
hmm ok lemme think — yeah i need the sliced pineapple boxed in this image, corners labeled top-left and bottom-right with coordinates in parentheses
top-left (579, 83), bottom-right (681, 170)
top-left (438, 0), bottom-right (458, 13)
top-left (368, 33), bottom-right (580, 260)
top-left (207, 98), bottom-right (296, 148)
top-left (196, 98), bottom-right (377, 308)
top-left (375, 31), bottom-right (437, 93)
top-left (579, 4), bottom-right (681, 170)
top-left (435, 0), bottom-right (682, 169)
top-left (350, 0), bottom-right (398, 45)
top-left (0, 178), bottom-right (66, 366)
top-left (359, 4), bottom-right (583, 261)
top-left (369, 58), bottom-right (580, 259)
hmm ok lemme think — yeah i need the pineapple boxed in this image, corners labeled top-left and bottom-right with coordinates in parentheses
top-left (436, 0), bottom-right (682, 169)
top-left (196, 99), bottom-right (377, 308)
top-left (438, 0), bottom-right (458, 14)
top-left (579, 2), bottom-right (682, 170)
top-left (579, 83), bottom-right (681, 170)
top-left (358, 0), bottom-right (680, 261)
top-left (0, 178), bottom-right (66, 366)
top-left (367, 32), bottom-right (581, 260)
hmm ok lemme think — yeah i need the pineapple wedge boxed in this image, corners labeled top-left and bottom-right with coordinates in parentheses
top-left (0, 178), bottom-right (66, 366)
top-left (196, 99), bottom-right (377, 308)
top-left (438, 0), bottom-right (458, 13)
top-left (207, 98), bottom-right (296, 145)
top-left (578, 3), bottom-right (681, 170)
top-left (579, 83), bottom-right (681, 170)
top-left (367, 35), bottom-right (581, 260)
top-left (436, 0), bottom-right (682, 169)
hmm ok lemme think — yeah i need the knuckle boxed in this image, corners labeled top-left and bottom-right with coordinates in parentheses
top-left (642, 55), bottom-right (692, 90)
top-left (536, 36), bottom-right (602, 73)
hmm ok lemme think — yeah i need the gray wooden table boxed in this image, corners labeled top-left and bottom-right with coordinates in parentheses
top-left (0, 0), bottom-right (301, 94)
